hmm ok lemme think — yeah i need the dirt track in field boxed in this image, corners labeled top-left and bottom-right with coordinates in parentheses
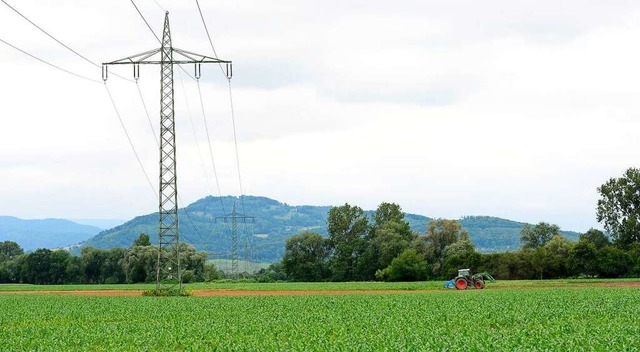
top-left (0, 281), bottom-right (638, 297)
top-left (192, 289), bottom-right (440, 297)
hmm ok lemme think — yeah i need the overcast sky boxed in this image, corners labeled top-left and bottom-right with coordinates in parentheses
top-left (1, 0), bottom-right (639, 232)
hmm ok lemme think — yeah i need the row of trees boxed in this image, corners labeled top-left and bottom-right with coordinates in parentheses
top-left (279, 168), bottom-right (640, 282)
top-left (282, 202), bottom-right (479, 282)
top-left (281, 202), bottom-right (640, 282)
top-left (484, 225), bottom-right (640, 279)
top-left (0, 234), bottom-right (215, 284)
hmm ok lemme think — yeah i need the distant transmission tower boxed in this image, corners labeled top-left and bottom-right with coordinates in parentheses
top-left (102, 12), bottom-right (231, 292)
top-left (216, 201), bottom-right (254, 278)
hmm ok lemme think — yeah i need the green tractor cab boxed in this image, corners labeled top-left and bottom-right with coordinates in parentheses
top-left (451, 269), bottom-right (495, 290)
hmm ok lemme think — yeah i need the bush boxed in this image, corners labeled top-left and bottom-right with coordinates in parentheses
top-left (377, 249), bottom-right (428, 282)
top-left (181, 270), bottom-right (195, 283)
top-left (104, 276), bottom-right (120, 284)
top-left (142, 288), bottom-right (193, 297)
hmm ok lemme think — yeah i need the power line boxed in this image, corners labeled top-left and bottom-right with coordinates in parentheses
top-left (134, 70), bottom-right (208, 250)
top-left (103, 13), bottom-right (235, 290)
top-left (194, 0), bottom-right (226, 77)
top-left (135, 80), bottom-right (158, 146)
top-left (1, 0), bottom-right (133, 83)
top-left (197, 80), bottom-right (226, 212)
top-left (126, 7), bottom-right (237, 260)
top-left (227, 80), bottom-right (246, 213)
top-left (1, 0), bottom-right (94, 65)
top-left (194, 77), bottom-right (233, 242)
top-left (128, 1), bottom-right (225, 208)
top-left (129, 1), bottom-right (198, 82)
top-left (192, 3), bottom-right (249, 266)
top-left (194, 0), bottom-right (247, 214)
top-left (130, 0), bottom-right (161, 43)
top-left (177, 68), bottom-right (215, 201)
top-left (127, 7), bottom-right (229, 250)
top-left (0, 36), bottom-right (101, 84)
top-left (104, 82), bottom-right (158, 199)
top-left (151, 0), bottom-right (166, 12)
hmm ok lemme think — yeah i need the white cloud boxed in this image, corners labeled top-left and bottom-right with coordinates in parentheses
top-left (2, 1), bottom-right (640, 232)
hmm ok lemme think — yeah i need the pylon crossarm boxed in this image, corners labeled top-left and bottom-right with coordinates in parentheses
top-left (173, 48), bottom-right (230, 64)
top-left (102, 48), bottom-right (162, 65)
top-left (103, 48), bottom-right (229, 66)
top-left (215, 214), bottom-right (254, 222)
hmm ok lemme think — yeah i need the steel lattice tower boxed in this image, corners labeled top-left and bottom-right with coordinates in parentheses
top-left (157, 13), bottom-right (178, 291)
top-left (216, 200), bottom-right (254, 278)
top-left (102, 12), bottom-right (231, 292)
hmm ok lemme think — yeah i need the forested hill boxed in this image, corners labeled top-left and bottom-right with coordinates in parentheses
top-left (83, 196), bottom-right (580, 262)
top-left (0, 216), bottom-right (101, 251)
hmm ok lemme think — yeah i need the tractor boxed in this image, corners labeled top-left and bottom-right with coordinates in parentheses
top-left (444, 269), bottom-right (495, 290)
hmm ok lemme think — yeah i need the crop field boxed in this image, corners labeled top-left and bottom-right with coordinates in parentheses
top-left (1, 281), bottom-right (639, 350)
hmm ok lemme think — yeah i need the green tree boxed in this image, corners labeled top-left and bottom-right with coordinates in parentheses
top-left (282, 232), bottom-right (328, 281)
top-left (478, 253), bottom-right (507, 279)
top-left (80, 247), bottom-right (108, 284)
top-left (102, 248), bottom-right (126, 284)
top-left (203, 262), bottom-right (221, 281)
top-left (520, 222), bottom-right (560, 250)
top-left (178, 243), bottom-right (208, 281)
top-left (376, 249), bottom-right (428, 282)
top-left (569, 240), bottom-right (598, 277)
top-left (441, 238), bottom-right (480, 278)
top-left (0, 261), bottom-right (13, 283)
top-left (123, 245), bottom-right (157, 283)
top-left (373, 202), bottom-right (407, 229)
top-left (133, 233), bottom-right (151, 247)
top-left (628, 243), bottom-right (640, 276)
top-left (0, 241), bottom-right (23, 262)
top-left (579, 229), bottom-right (610, 249)
top-left (359, 203), bottom-right (413, 280)
top-left (327, 204), bottom-right (369, 281)
top-left (22, 249), bottom-right (53, 284)
top-left (422, 219), bottom-right (469, 276)
top-left (65, 256), bottom-right (84, 284)
top-left (530, 247), bottom-right (550, 279)
top-left (0, 251), bottom-right (27, 284)
top-left (48, 250), bottom-right (71, 284)
top-left (256, 262), bottom-right (287, 282)
top-left (373, 221), bottom-right (414, 269)
top-left (542, 235), bottom-right (572, 278)
top-left (596, 246), bottom-right (630, 278)
top-left (597, 167), bottom-right (640, 247)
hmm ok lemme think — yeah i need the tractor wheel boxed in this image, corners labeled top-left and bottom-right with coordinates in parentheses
top-left (455, 278), bottom-right (468, 290)
top-left (474, 280), bottom-right (485, 289)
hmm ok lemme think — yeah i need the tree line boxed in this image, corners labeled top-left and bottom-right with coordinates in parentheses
top-left (280, 167), bottom-right (640, 282)
top-left (0, 234), bottom-right (217, 284)
top-left (280, 204), bottom-right (640, 282)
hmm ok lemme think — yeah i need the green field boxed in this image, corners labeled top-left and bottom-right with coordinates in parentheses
top-left (1, 282), bottom-right (639, 350)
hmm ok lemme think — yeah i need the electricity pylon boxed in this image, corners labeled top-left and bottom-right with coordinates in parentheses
top-left (216, 201), bottom-right (254, 278)
top-left (102, 12), bottom-right (231, 292)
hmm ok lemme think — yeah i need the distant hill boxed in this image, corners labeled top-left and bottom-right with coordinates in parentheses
top-left (0, 216), bottom-right (102, 251)
top-left (70, 218), bottom-right (126, 230)
top-left (459, 216), bottom-right (579, 252)
top-left (84, 195), bottom-right (581, 262)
